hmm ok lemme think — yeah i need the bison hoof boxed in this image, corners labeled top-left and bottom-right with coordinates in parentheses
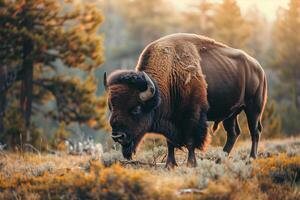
top-left (165, 161), bottom-right (178, 169)
top-left (250, 152), bottom-right (257, 159)
top-left (187, 160), bottom-right (197, 168)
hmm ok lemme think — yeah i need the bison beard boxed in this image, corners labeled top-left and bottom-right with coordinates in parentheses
top-left (122, 142), bottom-right (134, 160)
top-left (120, 134), bottom-right (144, 160)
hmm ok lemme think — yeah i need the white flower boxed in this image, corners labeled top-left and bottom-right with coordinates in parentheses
top-left (78, 142), bottom-right (83, 154)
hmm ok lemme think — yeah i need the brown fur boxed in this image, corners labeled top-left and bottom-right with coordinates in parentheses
top-left (134, 34), bottom-right (228, 151)
top-left (106, 33), bottom-right (267, 166)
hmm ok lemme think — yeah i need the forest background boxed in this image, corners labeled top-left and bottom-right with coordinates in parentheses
top-left (1, 0), bottom-right (299, 151)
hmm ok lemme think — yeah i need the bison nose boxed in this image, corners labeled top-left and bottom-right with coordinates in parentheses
top-left (111, 132), bottom-right (127, 143)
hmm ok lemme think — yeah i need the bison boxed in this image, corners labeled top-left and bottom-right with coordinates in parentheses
top-left (104, 33), bottom-right (267, 168)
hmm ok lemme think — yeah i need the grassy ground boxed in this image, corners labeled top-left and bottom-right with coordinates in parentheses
top-left (0, 137), bottom-right (300, 200)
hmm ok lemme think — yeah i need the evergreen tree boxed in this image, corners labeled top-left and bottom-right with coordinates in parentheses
top-left (96, 0), bottom-right (133, 71)
top-left (272, 0), bottom-right (300, 134)
top-left (181, 0), bottom-right (215, 36)
top-left (119, 0), bottom-right (174, 59)
top-left (272, 0), bottom-right (300, 110)
top-left (0, 0), bottom-right (104, 143)
top-left (245, 6), bottom-right (269, 64)
top-left (261, 101), bottom-right (282, 138)
top-left (212, 0), bottom-right (251, 48)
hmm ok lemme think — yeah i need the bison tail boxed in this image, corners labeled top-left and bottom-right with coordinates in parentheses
top-left (211, 121), bottom-right (220, 134)
top-left (258, 72), bottom-right (267, 133)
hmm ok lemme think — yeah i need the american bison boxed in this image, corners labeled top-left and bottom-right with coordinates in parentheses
top-left (104, 33), bottom-right (267, 168)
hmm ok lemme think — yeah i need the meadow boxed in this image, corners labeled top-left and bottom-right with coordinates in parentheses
top-left (1, 137), bottom-right (299, 200)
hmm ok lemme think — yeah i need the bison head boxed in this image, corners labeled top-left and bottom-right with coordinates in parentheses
top-left (104, 70), bottom-right (161, 159)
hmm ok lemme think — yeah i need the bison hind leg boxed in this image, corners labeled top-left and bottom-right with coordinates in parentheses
top-left (245, 107), bottom-right (263, 159)
top-left (223, 115), bottom-right (241, 155)
top-left (245, 74), bottom-right (266, 158)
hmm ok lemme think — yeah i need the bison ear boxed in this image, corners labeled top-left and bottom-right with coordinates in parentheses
top-left (103, 72), bottom-right (108, 91)
top-left (143, 94), bottom-right (161, 112)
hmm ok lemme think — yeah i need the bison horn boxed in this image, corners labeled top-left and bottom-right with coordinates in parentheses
top-left (103, 72), bottom-right (108, 91)
top-left (111, 134), bottom-right (123, 139)
top-left (139, 72), bottom-right (156, 101)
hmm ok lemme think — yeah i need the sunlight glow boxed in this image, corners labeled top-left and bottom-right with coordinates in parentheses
top-left (172, 0), bottom-right (290, 21)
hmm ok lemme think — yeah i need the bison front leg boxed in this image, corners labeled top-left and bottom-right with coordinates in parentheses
top-left (165, 142), bottom-right (177, 169)
top-left (187, 145), bottom-right (197, 167)
top-left (186, 110), bottom-right (208, 168)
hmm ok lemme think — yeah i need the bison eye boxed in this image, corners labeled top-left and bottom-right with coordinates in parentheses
top-left (131, 105), bottom-right (142, 115)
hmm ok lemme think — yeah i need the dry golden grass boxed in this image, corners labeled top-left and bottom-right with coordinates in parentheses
top-left (0, 137), bottom-right (299, 200)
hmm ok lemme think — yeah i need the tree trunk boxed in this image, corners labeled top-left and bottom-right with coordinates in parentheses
top-left (0, 91), bottom-right (6, 135)
top-left (295, 77), bottom-right (300, 111)
top-left (0, 58), bottom-right (24, 139)
top-left (20, 39), bottom-right (34, 142)
top-left (0, 66), bottom-right (7, 137)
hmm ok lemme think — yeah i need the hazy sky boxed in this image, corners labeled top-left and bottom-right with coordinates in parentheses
top-left (173, 0), bottom-right (290, 21)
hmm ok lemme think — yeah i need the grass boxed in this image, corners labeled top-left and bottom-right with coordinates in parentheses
top-left (0, 137), bottom-right (300, 200)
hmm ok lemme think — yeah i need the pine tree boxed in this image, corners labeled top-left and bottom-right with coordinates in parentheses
top-left (181, 0), bottom-right (215, 36)
top-left (272, 0), bottom-right (300, 110)
top-left (245, 6), bottom-right (269, 64)
top-left (272, 0), bottom-right (300, 134)
top-left (261, 101), bottom-right (282, 138)
top-left (212, 0), bottom-right (251, 48)
top-left (120, 0), bottom-right (174, 55)
top-left (0, 0), bottom-right (104, 143)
